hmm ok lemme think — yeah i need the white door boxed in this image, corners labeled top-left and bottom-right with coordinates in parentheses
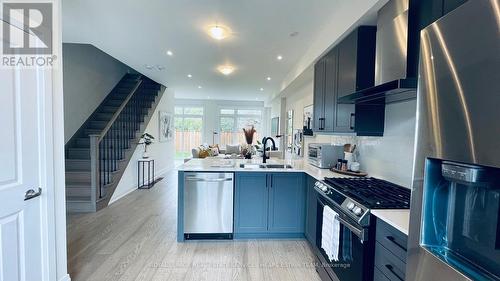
top-left (0, 27), bottom-right (54, 281)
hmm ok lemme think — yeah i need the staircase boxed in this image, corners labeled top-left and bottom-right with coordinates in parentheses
top-left (65, 74), bottom-right (165, 212)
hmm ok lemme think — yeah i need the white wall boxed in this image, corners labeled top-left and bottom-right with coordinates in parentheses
top-left (109, 88), bottom-right (175, 204)
top-left (175, 99), bottom-right (266, 145)
top-left (356, 100), bottom-right (416, 187)
top-left (63, 43), bottom-right (130, 143)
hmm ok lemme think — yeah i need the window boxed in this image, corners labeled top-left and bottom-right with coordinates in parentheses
top-left (174, 106), bottom-right (204, 159)
top-left (218, 108), bottom-right (262, 147)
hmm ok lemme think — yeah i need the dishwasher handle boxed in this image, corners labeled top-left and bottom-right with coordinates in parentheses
top-left (185, 177), bottom-right (233, 182)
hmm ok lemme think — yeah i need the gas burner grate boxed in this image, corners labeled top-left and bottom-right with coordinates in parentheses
top-left (324, 177), bottom-right (411, 209)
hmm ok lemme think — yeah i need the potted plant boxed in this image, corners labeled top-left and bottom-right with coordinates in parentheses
top-left (139, 133), bottom-right (154, 158)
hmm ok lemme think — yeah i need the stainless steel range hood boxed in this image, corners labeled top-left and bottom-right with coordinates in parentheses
top-left (339, 0), bottom-right (418, 104)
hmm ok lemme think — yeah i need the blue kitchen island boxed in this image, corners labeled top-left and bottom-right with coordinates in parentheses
top-left (176, 158), bottom-right (337, 242)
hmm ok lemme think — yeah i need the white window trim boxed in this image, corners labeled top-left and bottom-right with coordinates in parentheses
top-left (216, 105), bottom-right (263, 145)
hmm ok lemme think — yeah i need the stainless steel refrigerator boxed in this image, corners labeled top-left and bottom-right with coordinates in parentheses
top-left (407, 0), bottom-right (500, 280)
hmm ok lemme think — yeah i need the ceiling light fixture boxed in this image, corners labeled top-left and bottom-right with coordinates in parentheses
top-left (187, 74), bottom-right (193, 78)
top-left (208, 24), bottom-right (231, 40)
top-left (277, 55), bottom-right (283, 60)
top-left (266, 77), bottom-right (272, 81)
top-left (260, 88), bottom-right (264, 91)
top-left (198, 85), bottom-right (203, 89)
top-left (166, 50), bottom-right (173, 56)
top-left (217, 65), bottom-right (235, 76)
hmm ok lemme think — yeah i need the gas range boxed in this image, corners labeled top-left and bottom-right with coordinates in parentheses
top-left (314, 177), bottom-right (411, 227)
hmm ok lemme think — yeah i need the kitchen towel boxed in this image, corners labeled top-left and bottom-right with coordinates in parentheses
top-left (321, 205), bottom-right (340, 262)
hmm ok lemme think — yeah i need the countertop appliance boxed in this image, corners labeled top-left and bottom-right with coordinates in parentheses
top-left (313, 177), bottom-right (410, 281)
top-left (308, 143), bottom-right (344, 169)
top-left (183, 172), bottom-right (234, 240)
top-left (407, 1), bottom-right (500, 281)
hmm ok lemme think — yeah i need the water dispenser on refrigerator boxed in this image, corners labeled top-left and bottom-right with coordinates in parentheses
top-left (420, 159), bottom-right (500, 281)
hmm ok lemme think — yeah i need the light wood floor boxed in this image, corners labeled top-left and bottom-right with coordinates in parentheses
top-left (67, 170), bottom-right (321, 281)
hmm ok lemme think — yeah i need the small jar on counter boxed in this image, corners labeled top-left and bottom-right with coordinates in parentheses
top-left (341, 160), bottom-right (348, 171)
top-left (336, 159), bottom-right (343, 170)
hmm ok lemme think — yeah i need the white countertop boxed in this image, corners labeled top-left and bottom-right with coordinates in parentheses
top-left (371, 209), bottom-right (410, 235)
top-left (178, 157), bottom-right (351, 180)
top-left (178, 157), bottom-right (411, 234)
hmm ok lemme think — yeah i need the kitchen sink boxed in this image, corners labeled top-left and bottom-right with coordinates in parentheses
top-left (239, 164), bottom-right (293, 169)
top-left (265, 164), bottom-right (293, 169)
top-left (239, 164), bottom-right (267, 169)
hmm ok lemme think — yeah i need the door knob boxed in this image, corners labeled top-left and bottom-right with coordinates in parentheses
top-left (24, 188), bottom-right (42, 201)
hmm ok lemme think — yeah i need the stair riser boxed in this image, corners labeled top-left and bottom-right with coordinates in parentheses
top-left (65, 160), bottom-right (90, 171)
top-left (98, 106), bottom-right (150, 115)
top-left (66, 150), bottom-right (90, 159)
top-left (66, 171), bottom-right (119, 184)
top-left (74, 138), bottom-right (130, 149)
top-left (83, 130), bottom-right (138, 138)
top-left (117, 84), bottom-right (160, 91)
top-left (66, 187), bottom-right (91, 197)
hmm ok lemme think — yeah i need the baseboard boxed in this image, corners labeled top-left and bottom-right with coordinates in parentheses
top-left (59, 273), bottom-right (71, 281)
top-left (233, 233), bottom-right (305, 239)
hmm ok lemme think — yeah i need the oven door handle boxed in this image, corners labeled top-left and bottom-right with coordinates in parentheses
top-left (318, 195), bottom-right (367, 242)
top-left (335, 214), bottom-right (366, 242)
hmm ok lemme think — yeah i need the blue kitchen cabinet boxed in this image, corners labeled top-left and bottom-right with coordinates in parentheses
top-left (234, 173), bottom-right (268, 233)
top-left (234, 172), bottom-right (305, 238)
top-left (268, 173), bottom-right (305, 233)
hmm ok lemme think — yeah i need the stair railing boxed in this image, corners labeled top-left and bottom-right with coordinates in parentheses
top-left (89, 80), bottom-right (143, 202)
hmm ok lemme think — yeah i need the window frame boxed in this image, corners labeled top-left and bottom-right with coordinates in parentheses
top-left (217, 106), bottom-right (263, 146)
top-left (174, 105), bottom-right (205, 158)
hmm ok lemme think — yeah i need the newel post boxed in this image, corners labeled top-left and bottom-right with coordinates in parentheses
top-left (89, 134), bottom-right (100, 203)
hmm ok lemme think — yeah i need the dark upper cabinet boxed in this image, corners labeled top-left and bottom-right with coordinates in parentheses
top-left (323, 48), bottom-right (339, 132)
top-left (313, 47), bottom-right (354, 133)
top-left (337, 26), bottom-right (377, 96)
top-left (313, 26), bottom-right (379, 135)
top-left (443, 0), bottom-right (468, 14)
top-left (313, 60), bottom-right (326, 131)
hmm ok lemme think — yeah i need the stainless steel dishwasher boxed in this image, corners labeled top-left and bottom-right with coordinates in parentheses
top-left (184, 172), bottom-right (234, 239)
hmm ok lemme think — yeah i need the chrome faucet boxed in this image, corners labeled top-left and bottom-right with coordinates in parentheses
top-left (262, 137), bottom-right (276, 163)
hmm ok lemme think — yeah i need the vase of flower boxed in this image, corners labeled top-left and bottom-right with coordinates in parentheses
top-left (242, 126), bottom-right (256, 159)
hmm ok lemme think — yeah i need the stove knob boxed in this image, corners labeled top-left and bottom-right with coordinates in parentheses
top-left (315, 182), bottom-right (320, 187)
top-left (353, 207), bottom-right (363, 216)
top-left (347, 202), bottom-right (355, 210)
top-left (320, 184), bottom-right (328, 192)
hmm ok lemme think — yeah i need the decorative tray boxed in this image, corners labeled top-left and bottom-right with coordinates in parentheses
top-left (330, 168), bottom-right (368, 177)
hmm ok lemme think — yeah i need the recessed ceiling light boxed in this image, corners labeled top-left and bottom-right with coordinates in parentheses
top-left (276, 55), bottom-right (283, 60)
top-left (260, 88), bottom-right (264, 91)
top-left (187, 74), bottom-right (193, 78)
top-left (266, 77), bottom-right (272, 81)
top-left (198, 85), bottom-right (202, 89)
top-left (217, 65), bottom-right (235, 75)
top-left (144, 64), bottom-right (153, 70)
top-left (208, 25), bottom-right (231, 40)
top-left (166, 50), bottom-right (173, 56)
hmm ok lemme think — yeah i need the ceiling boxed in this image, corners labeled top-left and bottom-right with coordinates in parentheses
top-left (62, 0), bottom-right (379, 101)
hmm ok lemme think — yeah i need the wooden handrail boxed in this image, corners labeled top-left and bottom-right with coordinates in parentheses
top-left (97, 80), bottom-right (142, 142)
